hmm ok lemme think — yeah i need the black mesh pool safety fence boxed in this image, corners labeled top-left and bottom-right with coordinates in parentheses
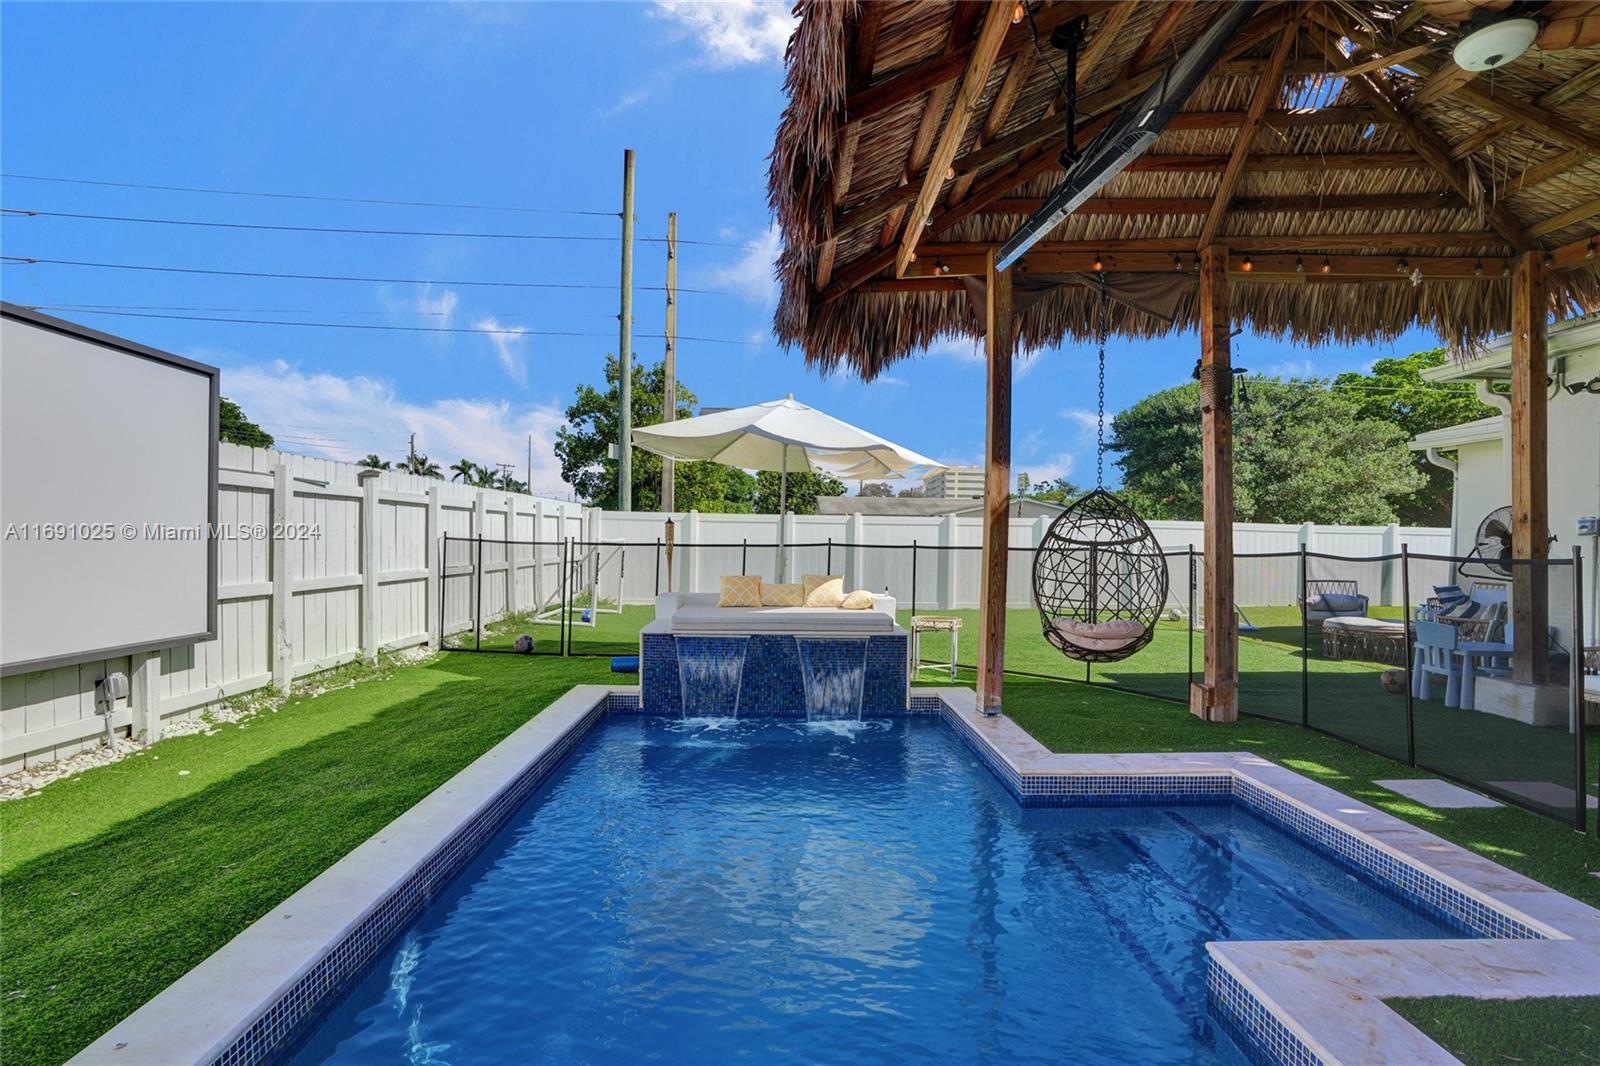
top-left (441, 534), bottom-right (1592, 832)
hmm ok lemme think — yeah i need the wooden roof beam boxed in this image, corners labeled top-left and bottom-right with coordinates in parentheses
top-left (900, 249), bottom-right (1531, 279)
top-left (1527, 196), bottom-right (1600, 240)
top-left (895, 3), bottom-right (1041, 276)
top-left (1199, 22), bottom-right (1299, 249)
top-left (1497, 148), bottom-right (1586, 199)
top-left (844, 2), bottom-right (1112, 123)
top-left (816, 3), bottom-right (887, 290)
top-left (1126, 0), bottom-right (1195, 74)
top-left (1305, 27), bottom-right (1532, 252)
top-left (985, 191), bottom-right (1462, 214)
top-left (946, 48), bottom-right (1038, 206)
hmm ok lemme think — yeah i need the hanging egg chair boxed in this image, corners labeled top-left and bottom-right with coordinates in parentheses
top-left (1030, 272), bottom-right (1167, 663)
top-left (1032, 488), bottom-right (1169, 662)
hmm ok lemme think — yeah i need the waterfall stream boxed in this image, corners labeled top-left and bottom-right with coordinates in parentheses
top-left (796, 638), bottom-right (868, 720)
top-left (676, 638), bottom-right (746, 717)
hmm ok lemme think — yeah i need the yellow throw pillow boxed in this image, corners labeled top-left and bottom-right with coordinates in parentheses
top-left (803, 574), bottom-right (845, 608)
top-left (718, 574), bottom-right (762, 608)
top-left (760, 582), bottom-right (804, 607)
top-left (840, 589), bottom-right (874, 610)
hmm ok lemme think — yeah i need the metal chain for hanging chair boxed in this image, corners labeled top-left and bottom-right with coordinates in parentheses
top-left (1030, 274), bottom-right (1169, 663)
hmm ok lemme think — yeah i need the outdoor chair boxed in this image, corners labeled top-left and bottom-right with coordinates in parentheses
top-left (1411, 619), bottom-right (1461, 706)
top-left (1300, 579), bottom-right (1369, 624)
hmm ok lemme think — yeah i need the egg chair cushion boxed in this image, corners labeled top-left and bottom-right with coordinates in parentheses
top-left (1050, 617), bottom-right (1146, 652)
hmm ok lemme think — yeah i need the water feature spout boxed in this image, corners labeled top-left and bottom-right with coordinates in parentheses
top-left (676, 637), bottom-right (746, 718)
top-left (796, 638), bottom-right (869, 720)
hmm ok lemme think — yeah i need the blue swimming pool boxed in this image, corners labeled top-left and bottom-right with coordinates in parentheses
top-left (287, 717), bottom-right (1461, 1065)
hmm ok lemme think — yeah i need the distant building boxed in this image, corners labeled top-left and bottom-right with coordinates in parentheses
top-left (922, 466), bottom-right (984, 499)
top-left (816, 496), bottom-right (1064, 519)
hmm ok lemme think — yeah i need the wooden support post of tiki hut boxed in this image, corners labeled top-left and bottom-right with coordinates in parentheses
top-left (977, 248), bottom-right (1014, 716)
top-left (1192, 244), bottom-right (1239, 722)
top-left (1509, 249), bottom-right (1550, 684)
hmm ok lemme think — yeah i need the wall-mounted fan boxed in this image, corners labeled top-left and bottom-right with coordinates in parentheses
top-left (1459, 505), bottom-right (1513, 580)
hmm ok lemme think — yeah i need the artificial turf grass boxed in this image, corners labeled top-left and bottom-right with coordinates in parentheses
top-left (0, 651), bottom-right (621, 1066)
top-left (3, 601), bottom-right (1596, 1065)
top-left (1386, 996), bottom-right (1600, 1066)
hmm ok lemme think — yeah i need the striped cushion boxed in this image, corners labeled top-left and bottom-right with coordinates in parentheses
top-left (718, 574), bottom-right (762, 608)
top-left (1433, 584), bottom-right (1468, 606)
top-left (1443, 598), bottom-right (1483, 620)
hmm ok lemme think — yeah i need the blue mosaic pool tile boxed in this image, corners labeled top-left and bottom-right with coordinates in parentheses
top-left (1207, 959), bottom-right (1323, 1066)
top-left (639, 632), bottom-right (681, 716)
top-left (216, 699), bottom-right (609, 1066)
top-left (737, 636), bottom-right (807, 716)
top-left (638, 632), bottom-right (908, 717)
top-left (861, 634), bottom-right (910, 714)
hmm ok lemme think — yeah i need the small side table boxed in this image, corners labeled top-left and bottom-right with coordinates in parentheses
top-left (911, 615), bottom-right (961, 681)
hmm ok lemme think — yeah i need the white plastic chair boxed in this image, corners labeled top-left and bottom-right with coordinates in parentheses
top-left (1412, 619), bottom-right (1461, 706)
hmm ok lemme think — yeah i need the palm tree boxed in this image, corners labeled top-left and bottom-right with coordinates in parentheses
top-left (471, 465), bottom-right (497, 488)
top-left (402, 452), bottom-right (442, 478)
top-left (450, 458), bottom-right (477, 483)
top-left (357, 454), bottom-right (391, 471)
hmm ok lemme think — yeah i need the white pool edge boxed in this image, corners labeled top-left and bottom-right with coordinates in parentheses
top-left (70, 684), bottom-right (1600, 1066)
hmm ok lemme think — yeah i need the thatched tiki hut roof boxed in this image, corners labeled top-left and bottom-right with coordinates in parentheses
top-left (769, 0), bottom-right (1600, 377)
top-left (767, 0), bottom-right (1599, 720)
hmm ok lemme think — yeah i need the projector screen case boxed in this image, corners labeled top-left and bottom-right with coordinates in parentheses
top-left (1, 304), bottom-right (219, 676)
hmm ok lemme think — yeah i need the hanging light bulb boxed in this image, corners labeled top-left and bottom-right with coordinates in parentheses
top-left (1092, 253), bottom-right (1104, 272)
top-left (1587, 239), bottom-right (1597, 260)
top-left (908, 251), bottom-right (918, 264)
top-left (1012, 1), bottom-right (1025, 25)
top-left (1173, 254), bottom-right (1184, 271)
top-left (1501, 260), bottom-right (1511, 277)
top-left (1395, 258), bottom-right (1409, 274)
top-left (1294, 256), bottom-right (1305, 273)
top-left (935, 259), bottom-right (951, 275)
top-left (1474, 259), bottom-right (1484, 277)
top-left (945, 165), bottom-right (955, 181)
top-left (1543, 252), bottom-right (1555, 268)
top-left (1320, 257), bottom-right (1331, 274)
top-left (1240, 254), bottom-right (1254, 272)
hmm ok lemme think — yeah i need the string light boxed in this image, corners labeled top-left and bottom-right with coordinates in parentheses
top-left (1240, 254), bottom-right (1253, 272)
top-left (1012, 2), bottom-right (1025, 25)
top-left (945, 166), bottom-right (955, 181)
top-left (1091, 253), bottom-right (1104, 272)
top-left (1587, 239), bottom-right (1597, 260)
top-left (1294, 256), bottom-right (1304, 273)
top-left (1473, 259), bottom-right (1484, 277)
top-left (1173, 254), bottom-right (1184, 271)
top-left (1320, 257), bottom-right (1331, 274)
top-left (1396, 258), bottom-right (1409, 274)
top-left (1501, 260), bottom-right (1511, 277)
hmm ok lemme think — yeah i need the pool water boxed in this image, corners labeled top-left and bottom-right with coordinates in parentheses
top-left (289, 717), bottom-right (1461, 1065)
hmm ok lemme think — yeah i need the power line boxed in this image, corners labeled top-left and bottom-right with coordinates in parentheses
top-left (24, 301), bottom-right (613, 319)
top-left (1, 255), bottom-right (744, 296)
top-left (0, 171), bottom-right (618, 217)
top-left (15, 305), bottom-right (759, 344)
top-left (1, 205), bottom-right (748, 248)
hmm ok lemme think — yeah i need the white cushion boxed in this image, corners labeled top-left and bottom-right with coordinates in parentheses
top-left (1051, 617), bottom-right (1145, 652)
top-left (670, 605), bottom-right (895, 634)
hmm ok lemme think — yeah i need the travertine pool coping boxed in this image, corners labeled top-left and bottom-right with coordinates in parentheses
top-left (71, 684), bottom-right (1600, 1066)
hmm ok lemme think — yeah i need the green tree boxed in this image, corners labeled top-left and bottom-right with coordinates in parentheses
top-left (754, 470), bottom-right (846, 515)
top-left (554, 354), bottom-right (760, 512)
top-left (1109, 376), bottom-right (1424, 524)
top-left (1331, 349), bottom-right (1495, 524)
top-left (1019, 475), bottom-right (1084, 504)
top-left (218, 397), bottom-right (273, 448)
top-left (449, 458), bottom-right (479, 483)
top-left (399, 452), bottom-right (442, 478)
top-left (357, 454), bottom-right (391, 471)
top-left (858, 482), bottom-right (896, 497)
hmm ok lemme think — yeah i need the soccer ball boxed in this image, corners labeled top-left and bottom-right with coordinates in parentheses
top-left (513, 634), bottom-right (535, 654)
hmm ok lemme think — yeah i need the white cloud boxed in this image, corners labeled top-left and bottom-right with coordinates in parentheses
top-left (1267, 359), bottom-right (1317, 378)
top-left (222, 361), bottom-right (570, 495)
top-left (601, 88), bottom-right (652, 117)
top-left (708, 223), bottom-right (781, 306)
top-left (474, 316), bottom-right (530, 385)
top-left (414, 284), bottom-right (459, 324)
top-left (1062, 408), bottom-right (1108, 439)
top-left (650, 0), bottom-right (796, 67)
top-left (921, 334), bottom-right (984, 364)
top-left (1016, 348), bottom-right (1045, 377)
top-left (1021, 427), bottom-right (1046, 458)
top-left (1017, 452), bottom-right (1077, 488)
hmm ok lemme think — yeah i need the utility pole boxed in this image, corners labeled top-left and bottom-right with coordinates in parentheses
top-left (617, 148), bottom-right (636, 512)
top-left (662, 210), bottom-right (677, 513)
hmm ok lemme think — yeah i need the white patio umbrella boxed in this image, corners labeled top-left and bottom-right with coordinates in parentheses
top-left (631, 395), bottom-right (943, 581)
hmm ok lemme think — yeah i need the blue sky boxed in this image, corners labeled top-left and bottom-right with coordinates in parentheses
top-left (1, 1), bottom-right (1442, 497)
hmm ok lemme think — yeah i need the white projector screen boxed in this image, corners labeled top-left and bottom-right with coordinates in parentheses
top-left (1, 304), bottom-right (218, 676)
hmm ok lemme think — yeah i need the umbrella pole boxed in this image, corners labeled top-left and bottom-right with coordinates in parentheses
top-left (777, 450), bottom-right (788, 583)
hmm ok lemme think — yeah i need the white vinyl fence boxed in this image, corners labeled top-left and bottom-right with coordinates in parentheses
top-left (0, 445), bottom-right (585, 774)
top-left (582, 511), bottom-right (1455, 614)
top-left (2, 476), bottom-right (1451, 774)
